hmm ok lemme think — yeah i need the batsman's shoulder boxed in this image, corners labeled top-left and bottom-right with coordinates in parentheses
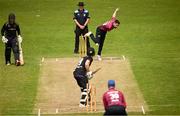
top-left (4, 22), bottom-right (8, 26)
top-left (15, 22), bottom-right (19, 26)
top-left (88, 56), bottom-right (93, 61)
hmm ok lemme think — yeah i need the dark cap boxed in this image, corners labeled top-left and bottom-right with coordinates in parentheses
top-left (77, 2), bottom-right (85, 6)
top-left (108, 80), bottom-right (115, 88)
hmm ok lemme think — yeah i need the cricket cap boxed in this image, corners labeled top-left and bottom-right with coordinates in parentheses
top-left (108, 80), bottom-right (115, 88)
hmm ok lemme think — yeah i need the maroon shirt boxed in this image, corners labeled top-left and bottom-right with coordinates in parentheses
top-left (99, 17), bottom-right (116, 32)
top-left (103, 87), bottom-right (126, 110)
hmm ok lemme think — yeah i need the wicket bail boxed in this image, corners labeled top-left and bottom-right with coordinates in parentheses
top-left (86, 83), bottom-right (97, 112)
top-left (79, 36), bottom-right (87, 57)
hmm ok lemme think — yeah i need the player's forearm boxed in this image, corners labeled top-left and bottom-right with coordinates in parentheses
top-left (17, 31), bottom-right (21, 36)
top-left (17, 26), bottom-right (21, 35)
top-left (1, 27), bottom-right (5, 36)
top-left (112, 8), bottom-right (119, 18)
top-left (122, 94), bottom-right (127, 108)
top-left (74, 19), bottom-right (82, 27)
top-left (84, 18), bottom-right (90, 27)
top-left (85, 60), bottom-right (91, 72)
top-left (1, 31), bottom-right (4, 36)
top-left (85, 64), bottom-right (90, 72)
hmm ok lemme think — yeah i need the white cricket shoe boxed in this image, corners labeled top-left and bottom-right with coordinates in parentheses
top-left (79, 103), bottom-right (86, 108)
top-left (6, 61), bottom-right (11, 66)
top-left (6, 63), bottom-right (11, 66)
top-left (84, 31), bottom-right (92, 37)
top-left (97, 55), bottom-right (102, 61)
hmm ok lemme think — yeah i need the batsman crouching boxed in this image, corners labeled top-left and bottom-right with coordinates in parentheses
top-left (73, 47), bottom-right (95, 107)
top-left (1, 13), bottom-right (23, 66)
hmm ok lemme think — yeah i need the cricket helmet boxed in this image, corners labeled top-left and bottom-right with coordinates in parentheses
top-left (108, 80), bottom-right (115, 88)
top-left (87, 47), bottom-right (95, 56)
top-left (8, 13), bottom-right (16, 23)
top-left (8, 13), bottom-right (15, 20)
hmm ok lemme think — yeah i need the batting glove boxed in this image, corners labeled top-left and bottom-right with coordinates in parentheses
top-left (86, 71), bottom-right (93, 80)
top-left (18, 35), bottom-right (23, 43)
top-left (2, 36), bottom-right (8, 43)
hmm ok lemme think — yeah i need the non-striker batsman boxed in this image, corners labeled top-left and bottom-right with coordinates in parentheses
top-left (1, 13), bottom-right (23, 66)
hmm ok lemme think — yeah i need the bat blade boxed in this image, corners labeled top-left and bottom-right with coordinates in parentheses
top-left (19, 50), bottom-right (24, 65)
top-left (18, 42), bottom-right (24, 65)
top-left (92, 68), bottom-right (101, 75)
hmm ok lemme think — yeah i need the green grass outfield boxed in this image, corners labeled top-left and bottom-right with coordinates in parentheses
top-left (0, 0), bottom-right (180, 115)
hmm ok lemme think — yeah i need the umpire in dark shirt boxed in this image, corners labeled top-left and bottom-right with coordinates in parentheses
top-left (73, 2), bottom-right (90, 54)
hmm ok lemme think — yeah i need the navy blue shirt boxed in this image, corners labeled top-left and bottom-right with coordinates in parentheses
top-left (74, 56), bottom-right (93, 75)
top-left (73, 9), bottom-right (90, 26)
top-left (1, 22), bottom-right (20, 38)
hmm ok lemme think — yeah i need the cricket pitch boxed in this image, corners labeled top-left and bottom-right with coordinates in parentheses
top-left (34, 57), bottom-right (148, 114)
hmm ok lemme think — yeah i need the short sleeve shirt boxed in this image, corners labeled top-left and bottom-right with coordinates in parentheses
top-left (103, 88), bottom-right (126, 110)
top-left (1, 22), bottom-right (20, 38)
top-left (73, 9), bottom-right (90, 25)
top-left (99, 17), bottom-right (116, 32)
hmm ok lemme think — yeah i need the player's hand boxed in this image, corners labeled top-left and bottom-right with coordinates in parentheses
top-left (18, 35), bottom-right (23, 43)
top-left (86, 71), bottom-right (93, 80)
top-left (2, 36), bottom-right (8, 43)
top-left (116, 8), bottom-right (119, 11)
top-left (79, 25), bottom-right (85, 29)
top-left (82, 25), bottom-right (85, 29)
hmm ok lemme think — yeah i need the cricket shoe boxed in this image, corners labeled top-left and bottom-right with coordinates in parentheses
top-left (84, 31), bottom-right (92, 37)
top-left (6, 62), bottom-right (11, 66)
top-left (16, 60), bottom-right (21, 66)
top-left (97, 55), bottom-right (102, 61)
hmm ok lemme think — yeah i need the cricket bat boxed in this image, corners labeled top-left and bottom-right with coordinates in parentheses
top-left (18, 41), bottom-right (24, 65)
top-left (87, 68), bottom-right (101, 80)
top-left (92, 68), bottom-right (101, 75)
